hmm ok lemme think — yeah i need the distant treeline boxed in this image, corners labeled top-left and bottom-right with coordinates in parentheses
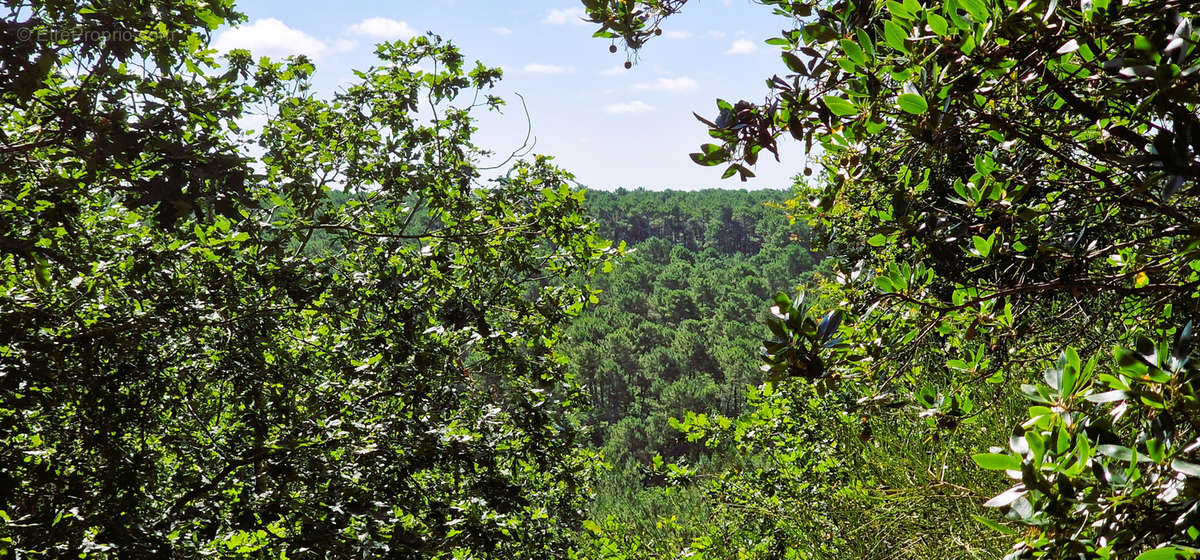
top-left (584, 188), bottom-right (803, 255)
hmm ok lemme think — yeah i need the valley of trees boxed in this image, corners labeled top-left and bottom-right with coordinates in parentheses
top-left (563, 190), bottom-right (820, 530)
top-left (4, 0), bottom-right (1200, 558)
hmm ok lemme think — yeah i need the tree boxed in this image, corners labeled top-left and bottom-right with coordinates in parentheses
top-left (582, 0), bottom-right (1200, 557)
top-left (2, 2), bottom-right (619, 557)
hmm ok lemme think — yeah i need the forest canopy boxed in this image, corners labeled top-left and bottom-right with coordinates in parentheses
top-left (582, 0), bottom-right (1200, 558)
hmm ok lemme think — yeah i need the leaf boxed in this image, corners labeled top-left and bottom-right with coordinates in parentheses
top-left (886, 0), bottom-right (915, 19)
top-left (1010, 428), bottom-right (1029, 455)
top-left (1171, 321), bottom-right (1194, 371)
top-left (927, 12), bottom-right (948, 36)
top-left (1056, 39), bottom-right (1080, 54)
top-left (1019, 383), bottom-right (1051, 403)
top-left (959, 0), bottom-right (989, 21)
top-left (840, 39), bottom-right (866, 65)
top-left (822, 95), bottom-right (858, 117)
top-left (1096, 444), bottom-right (1137, 462)
top-left (782, 51), bottom-right (807, 74)
top-left (1061, 359), bottom-right (1078, 396)
top-left (693, 111), bottom-right (717, 127)
top-left (1172, 459), bottom-right (1200, 478)
top-left (817, 310), bottom-right (842, 341)
top-left (1086, 390), bottom-right (1128, 403)
top-left (774, 292), bottom-right (792, 309)
top-left (897, 93), bottom-right (928, 114)
top-left (883, 20), bottom-right (909, 53)
top-left (972, 514), bottom-right (1015, 535)
top-left (972, 453), bottom-right (1022, 471)
top-left (867, 233), bottom-right (888, 246)
top-left (983, 484), bottom-right (1027, 507)
top-left (1135, 271), bottom-right (1150, 288)
top-left (1043, 366), bottom-right (1063, 392)
top-left (582, 519), bottom-right (603, 534)
top-left (874, 276), bottom-right (896, 292)
top-left (972, 235), bottom-right (993, 257)
top-left (194, 9), bottom-right (225, 29)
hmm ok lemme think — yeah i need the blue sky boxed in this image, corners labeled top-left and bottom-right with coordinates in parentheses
top-left (215, 1), bottom-right (804, 190)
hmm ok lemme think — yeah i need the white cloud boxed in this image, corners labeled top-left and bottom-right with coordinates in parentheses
top-left (727, 39), bottom-right (758, 54)
top-left (600, 65), bottom-right (628, 76)
top-left (523, 63), bottom-right (574, 74)
top-left (663, 30), bottom-right (692, 39)
top-left (604, 100), bottom-right (655, 114)
top-left (346, 17), bottom-right (417, 40)
top-left (633, 76), bottom-right (699, 93)
top-left (331, 38), bottom-right (357, 53)
top-left (213, 18), bottom-right (328, 58)
top-left (491, 26), bottom-right (513, 35)
top-left (542, 7), bottom-right (588, 25)
top-left (706, 30), bottom-right (727, 39)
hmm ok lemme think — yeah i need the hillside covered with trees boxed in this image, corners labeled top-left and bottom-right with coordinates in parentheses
top-left (5, 0), bottom-right (1200, 559)
top-left (563, 190), bottom-right (822, 533)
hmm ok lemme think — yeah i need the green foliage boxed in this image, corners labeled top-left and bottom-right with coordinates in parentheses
top-left (561, 190), bottom-right (823, 553)
top-left (760, 290), bottom-right (842, 384)
top-left (980, 326), bottom-right (1200, 558)
top-left (1, 2), bottom-right (618, 557)
top-left (582, 0), bottom-right (1200, 557)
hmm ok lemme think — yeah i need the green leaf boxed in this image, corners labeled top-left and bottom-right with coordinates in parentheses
top-left (582, 519), bottom-right (603, 535)
top-left (867, 233), bottom-right (888, 246)
top-left (971, 514), bottom-right (1014, 535)
top-left (883, 20), bottom-right (909, 53)
top-left (972, 453), bottom-right (1021, 471)
top-left (961, 34), bottom-right (977, 55)
top-left (875, 276), bottom-right (896, 292)
top-left (897, 93), bottom-right (928, 114)
top-left (886, 0), bottom-right (914, 19)
top-left (195, 9), bottom-right (225, 29)
top-left (774, 292), bottom-right (792, 309)
top-left (839, 39), bottom-right (866, 65)
top-left (822, 95), bottom-right (858, 117)
top-left (690, 145), bottom-right (727, 166)
top-left (927, 12), bottom-right (949, 36)
top-left (972, 235), bottom-right (993, 258)
top-left (959, 0), bottom-right (989, 21)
